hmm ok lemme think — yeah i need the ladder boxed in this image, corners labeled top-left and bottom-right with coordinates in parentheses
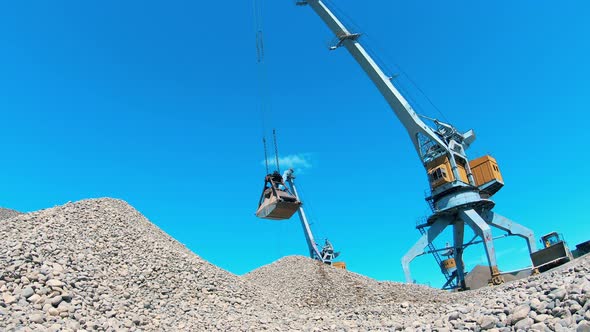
top-left (417, 224), bottom-right (457, 289)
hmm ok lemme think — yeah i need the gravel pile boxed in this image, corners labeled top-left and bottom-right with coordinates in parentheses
top-left (1, 198), bottom-right (589, 331)
top-left (0, 208), bottom-right (21, 221)
top-left (0, 199), bottom-right (278, 331)
top-left (244, 256), bottom-right (447, 309)
top-left (247, 255), bottom-right (590, 331)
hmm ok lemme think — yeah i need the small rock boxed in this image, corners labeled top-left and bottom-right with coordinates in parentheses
top-left (531, 322), bottom-right (549, 331)
top-left (49, 295), bottom-right (62, 307)
top-left (22, 287), bottom-right (35, 299)
top-left (535, 314), bottom-right (551, 323)
top-left (67, 321), bottom-right (81, 330)
top-left (511, 304), bottom-right (531, 323)
top-left (61, 293), bottom-right (73, 303)
top-left (480, 316), bottom-right (498, 329)
top-left (27, 294), bottom-right (41, 303)
top-left (550, 288), bottom-right (567, 301)
top-left (43, 303), bottom-right (53, 312)
top-left (46, 279), bottom-right (65, 288)
top-left (514, 317), bottom-right (534, 330)
top-left (448, 312), bottom-right (460, 321)
top-left (578, 321), bottom-right (590, 332)
top-left (48, 324), bottom-right (62, 332)
top-left (530, 298), bottom-right (543, 310)
top-left (30, 313), bottom-right (44, 323)
top-left (48, 307), bottom-right (59, 316)
top-left (57, 301), bottom-right (72, 313)
top-left (2, 293), bottom-right (16, 305)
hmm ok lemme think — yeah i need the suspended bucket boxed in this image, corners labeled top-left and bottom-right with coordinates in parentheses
top-left (256, 172), bottom-right (301, 220)
top-left (441, 258), bottom-right (457, 274)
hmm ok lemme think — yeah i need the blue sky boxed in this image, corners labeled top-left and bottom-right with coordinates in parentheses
top-left (1, 0), bottom-right (589, 288)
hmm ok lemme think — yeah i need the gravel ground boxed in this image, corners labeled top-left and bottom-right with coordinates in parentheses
top-left (244, 256), bottom-right (449, 309)
top-left (0, 208), bottom-right (21, 221)
top-left (1, 198), bottom-right (589, 331)
top-left (0, 199), bottom-right (277, 331)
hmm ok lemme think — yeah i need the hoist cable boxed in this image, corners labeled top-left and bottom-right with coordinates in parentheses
top-left (263, 137), bottom-right (270, 174)
top-left (361, 32), bottom-right (450, 123)
top-left (324, 0), bottom-right (451, 124)
top-left (273, 129), bottom-right (281, 174)
top-left (402, 72), bottom-right (450, 123)
top-left (254, 1), bottom-right (265, 66)
top-left (254, 0), bottom-right (280, 174)
top-left (324, 0), bottom-right (362, 34)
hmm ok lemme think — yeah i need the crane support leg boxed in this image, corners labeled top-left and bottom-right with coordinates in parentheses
top-left (453, 222), bottom-right (467, 290)
top-left (459, 209), bottom-right (504, 285)
top-left (482, 211), bottom-right (537, 254)
top-left (402, 217), bottom-right (450, 283)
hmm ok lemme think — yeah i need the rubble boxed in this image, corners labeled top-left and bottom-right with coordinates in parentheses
top-left (0, 208), bottom-right (21, 221)
top-left (0, 198), bottom-right (588, 331)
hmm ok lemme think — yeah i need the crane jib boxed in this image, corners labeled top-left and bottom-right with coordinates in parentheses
top-left (301, 0), bottom-right (449, 159)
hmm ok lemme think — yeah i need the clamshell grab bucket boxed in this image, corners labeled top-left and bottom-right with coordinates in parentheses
top-left (256, 173), bottom-right (301, 220)
top-left (256, 196), bottom-right (300, 220)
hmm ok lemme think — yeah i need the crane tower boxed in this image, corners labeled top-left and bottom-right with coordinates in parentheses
top-left (296, 0), bottom-right (537, 289)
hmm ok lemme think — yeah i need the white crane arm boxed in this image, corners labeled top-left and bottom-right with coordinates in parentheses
top-left (300, 0), bottom-right (448, 159)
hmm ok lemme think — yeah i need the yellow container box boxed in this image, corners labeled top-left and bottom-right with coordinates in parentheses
top-left (469, 155), bottom-right (503, 187)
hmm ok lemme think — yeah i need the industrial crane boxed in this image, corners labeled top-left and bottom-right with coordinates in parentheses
top-left (296, 0), bottom-right (537, 289)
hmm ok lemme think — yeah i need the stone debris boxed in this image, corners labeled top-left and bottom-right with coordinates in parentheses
top-left (0, 208), bottom-right (21, 221)
top-left (244, 255), bottom-right (447, 310)
top-left (0, 199), bottom-right (267, 331)
top-left (0, 198), bottom-right (589, 331)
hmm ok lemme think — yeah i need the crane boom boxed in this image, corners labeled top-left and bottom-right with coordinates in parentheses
top-left (297, 0), bottom-right (448, 160)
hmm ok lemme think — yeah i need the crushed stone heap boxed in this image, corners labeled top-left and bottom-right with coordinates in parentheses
top-left (0, 199), bottom-right (277, 331)
top-left (247, 255), bottom-right (590, 331)
top-left (1, 198), bottom-right (589, 331)
top-left (244, 255), bottom-right (447, 309)
top-left (0, 208), bottom-right (21, 221)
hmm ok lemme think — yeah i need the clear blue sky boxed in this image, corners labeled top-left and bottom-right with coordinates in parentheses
top-left (1, 0), bottom-right (589, 288)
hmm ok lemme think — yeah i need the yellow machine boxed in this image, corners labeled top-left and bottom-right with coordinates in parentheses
top-left (470, 156), bottom-right (503, 186)
top-left (531, 232), bottom-right (574, 272)
top-left (332, 262), bottom-right (347, 269)
top-left (426, 155), bottom-right (468, 188)
top-left (441, 258), bottom-right (456, 271)
top-left (426, 155), bottom-right (504, 197)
